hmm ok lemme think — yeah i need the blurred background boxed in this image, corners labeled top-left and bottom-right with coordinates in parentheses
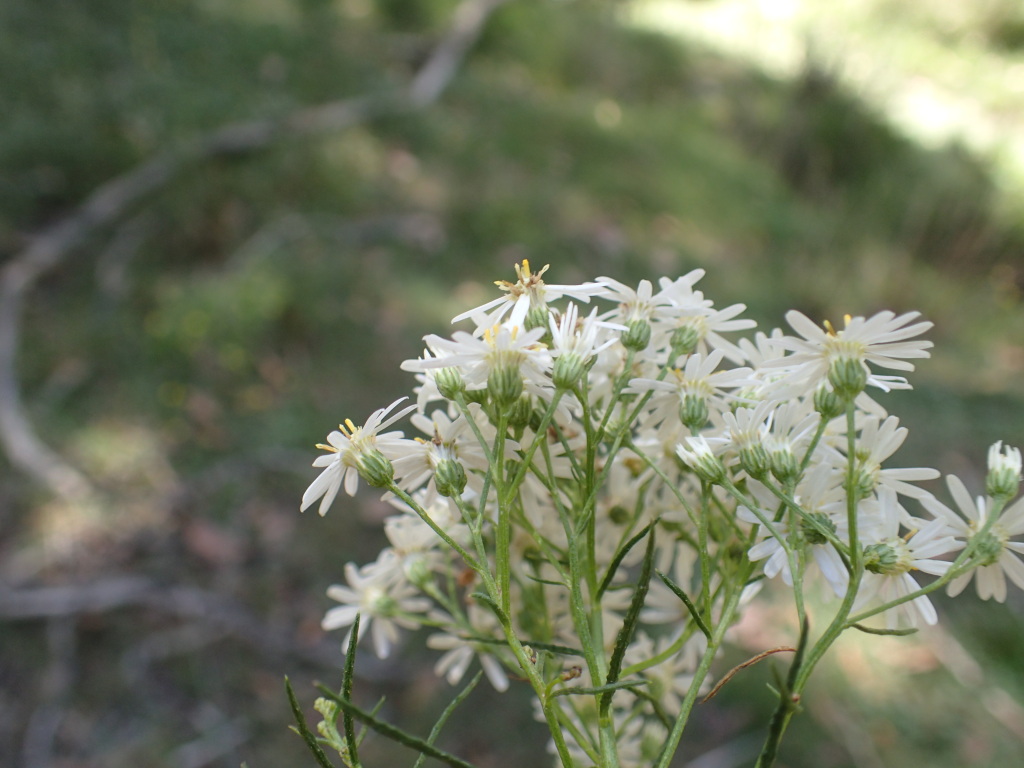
top-left (2, 0), bottom-right (1024, 766)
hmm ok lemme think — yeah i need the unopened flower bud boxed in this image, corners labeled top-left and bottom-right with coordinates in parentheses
top-left (770, 446), bottom-right (800, 485)
top-left (827, 356), bottom-right (867, 400)
top-left (357, 449), bottom-right (395, 488)
top-left (670, 324), bottom-right (701, 356)
top-left (622, 319), bottom-right (652, 351)
top-left (738, 442), bottom-right (771, 480)
top-left (487, 365), bottom-right (523, 406)
top-left (525, 305), bottom-right (550, 332)
top-left (508, 394), bottom-right (533, 429)
top-left (813, 384), bottom-right (844, 420)
top-left (986, 441), bottom-right (1021, 498)
top-left (464, 387), bottom-right (489, 406)
top-left (435, 457), bottom-right (467, 498)
top-left (552, 352), bottom-right (586, 389)
top-left (435, 367), bottom-right (465, 400)
top-left (863, 539), bottom-right (911, 575)
top-left (679, 393), bottom-right (709, 432)
top-left (800, 512), bottom-right (837, 546)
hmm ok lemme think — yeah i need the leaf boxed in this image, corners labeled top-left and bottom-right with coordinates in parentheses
top-left (341, 613), bottom-right (361, 767)
top-left (601, 524), bottom-right (656, 716)
top-left (551, 678), bottom-right (648, 698)
top-left (285, 676), bottom-right (336, 768)
top-left (315, 685), bottom-right (483, 768)
top-left (849, 622), bottom-right (919, 637)
top-left (655, 567), bottom-right (711, 639)
top-left (597, 521), bottom-right (655, 599)
top-left (412, 672), bottom-right (482, 768)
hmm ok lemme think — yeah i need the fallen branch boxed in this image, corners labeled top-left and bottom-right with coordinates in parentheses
top-left (0, 0), bottom-right (510, 503)
top-left (0, 577), bottom-right (340, 669)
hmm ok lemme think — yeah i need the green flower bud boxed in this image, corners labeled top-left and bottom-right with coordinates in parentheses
top-left (622, 319), bottom-right (652, 351)
top-left (863, 538), bottom-right (911, 575)
top-left (813, 384), bottom-right (844, 420)
top-left (827, 356), bottom-right (868, 400)
top-left (552, 352), bottom-right (586, 389)
top-left (487, 365), bottom-right (523, 406)
top-left (670, 324), bottom-right (701, 356)
top-left (739, 442), bottom-right (771, 480)
top-left (525, 304), bottom-right (550, 332)
top-left (357, 448), bottom-right (394, 488)
top-left (508, 393), bottom-right (533, 430)
top-left (464, 387), bottom-right (489, 406)
top-left (403, 554), bottom-right (434, 588)
top-left (800, 512), bottom-right (837, 546)
top-left (435, 366), bottom-right (465, 400)
top-left (435, 457), bottom-right (468, 498)
top-left (679, 393), bottom-right (709, 432)
top-left (770, 447), bottom-right (800, 485)
top-left (608, 504), bottom-right (630, 525)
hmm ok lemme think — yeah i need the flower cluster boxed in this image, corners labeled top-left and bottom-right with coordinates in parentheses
top-left (300, 262), bottom-right (1023, 768)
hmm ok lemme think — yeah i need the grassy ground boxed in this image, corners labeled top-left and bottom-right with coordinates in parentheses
top-left (2, 1), bottom-right (1023, 766)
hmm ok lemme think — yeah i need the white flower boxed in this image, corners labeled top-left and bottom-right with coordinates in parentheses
top-left (388, 408), bottom-right (489, 495)
top-left (740, 468), bottom-right (850, 597)
top-left (301, 397), bottom-right (418, 515)
top-left (923, 474), bottom-right (1024, 602)
top-left (451, 260), bottom-right (603, 330)
top-left (626, 349), bottom-right (753, 429)
top-left (856, 490), bottom-right (960, 628)
top-left (426, 607), bottom-right (510, 691)
top-left (413, 323), bottom-right (552, 401)
top-left (656, 272), bottom-right (756, 364)
top-left (595, 276), bottom-right (676, 325)
top-left (831, 415), bottom-right (939, 501)
top-left (766, 310), bottom-right (933, 394)
top-left (322, 557), bottom-right (431, 658)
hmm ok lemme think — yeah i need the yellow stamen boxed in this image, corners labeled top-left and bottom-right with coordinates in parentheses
top-left (315, 443), bottom-right (338, 453)
top-left (823, 319), bottom-right (837, 337)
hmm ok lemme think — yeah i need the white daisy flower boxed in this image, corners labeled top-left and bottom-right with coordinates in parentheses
top-left (412, 322), bottom-right (552, 402)
top-left (855, 490), bottom-right (960, 628)
top-left (451, 259), bottom-right (603, 330)
top-left (301, 397), bottom-right (418, 516)
top-left (322, 557), bottom-right (431, 659)
top-left (766, 309), bottom-right (933, 396)
top-left (922, 474), bottom-right (1024, 602)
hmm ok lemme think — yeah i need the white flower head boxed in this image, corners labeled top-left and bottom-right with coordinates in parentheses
top-left (923, 474), bottom-right (1024, 602)
top-left (322, 558), bottom-right (431, 659)
top-left (451, 259), bottom-right (603, 330)
top-left (301, 397), bottom-right (418, 516)
top-left (767, 310), bottom-right (933, 397)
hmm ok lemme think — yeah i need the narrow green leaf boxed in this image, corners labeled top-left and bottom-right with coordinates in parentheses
top-left (848, 622), bottom-right (919, 637)
top-left (598, 521), bottom-right (654, 599)
top-left (412, 671), bottom-right (482, 768)
top-left (524, 573), bottom-right (567, 588)
top-left (552, 678), bottom-right (648, 698)
top-left (285, 676), bottom-right (336, 768)
top-left (342, 613), bottom-right (361, 767)
top-left (315, 685), bottom-right (482, 768)
top-left (655, 568), bottom-right (711, 639)
top-left (458, 634), bottom-right (584, 657)
top-left (470, 591), bottom-right (509, 624)
top-left (601, 524), bottom-right (656, 716)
